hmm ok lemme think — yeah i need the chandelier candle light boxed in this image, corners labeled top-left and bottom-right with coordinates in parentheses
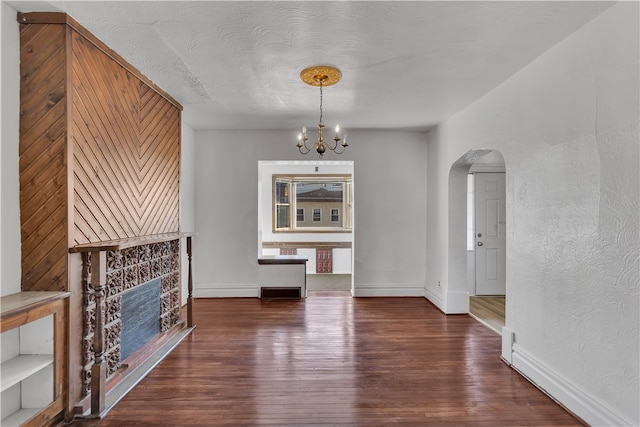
top-left (296, 66), bottom-right (348, 158)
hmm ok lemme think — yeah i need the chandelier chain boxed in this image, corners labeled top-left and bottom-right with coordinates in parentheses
top-left (319, 81), bottom-right (324, 124)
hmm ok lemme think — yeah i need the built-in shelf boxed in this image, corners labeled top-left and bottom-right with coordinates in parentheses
top-left (258, 255), bottom-right (308, 297)
top-left (1, 291), bottom-right (69, 427)
top-left (0, 355), bottom-right (53, 392)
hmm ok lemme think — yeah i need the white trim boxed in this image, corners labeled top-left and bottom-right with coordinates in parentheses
top-left (445, 290), bottom-right (469, 314)
top-left (511, 344), bottom-right (636, 427)
top-left (424, 287), bottom-right (445, 312)
top-left (501, 327), bottom-right (514, 364)
top-left (354, 283), bottom-right (424, 297)
top-left (469, 163), bottom-right (506, 173)
top-left (194, 284), bottom-right (259, 298)
top-left (198, 283), bottom-right (425, 298)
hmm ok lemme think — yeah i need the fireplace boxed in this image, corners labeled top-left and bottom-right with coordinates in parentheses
top-left (120, 278), bottom-right (161, 360)
top-left (82, 240), bottom-right (181, 395)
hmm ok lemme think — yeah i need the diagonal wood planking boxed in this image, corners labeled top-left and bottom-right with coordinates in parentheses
top-left (19, 18), bottom-right (181, 292)
top-left (137, 84), bottom-right (180, 236)
top-left (71, 32), bottom-right (180, 245)
top-left (72, 32), bottom-right (139, 243)
top-left (19, 23), bottom-right (69, 291)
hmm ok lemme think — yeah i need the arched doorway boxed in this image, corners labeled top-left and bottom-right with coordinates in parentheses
top-left (448, 150), bottom-right (506, 334)
top-left (467, 151), bottom-right (506, 333)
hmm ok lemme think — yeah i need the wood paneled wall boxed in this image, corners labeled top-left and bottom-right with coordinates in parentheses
top-left (19, 22), bottom-right (69, 291)
top-left (18, 13), bottom-right (182, 292)
top-left (71, 31), bottom-right (180, 245)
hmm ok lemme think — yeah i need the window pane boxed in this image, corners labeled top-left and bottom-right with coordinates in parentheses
top-left (276, 205), bottom-right (289, 229)
top-left (272, 176), bottom-right (352, 232)
top-left (275, 181), bottom-right (289, 203)
top-left (297, 182), bottom-right (342, 228)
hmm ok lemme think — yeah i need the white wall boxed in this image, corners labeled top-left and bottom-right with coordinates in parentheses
top-left (194, 130), bottom-right (427, 297)
top-left (0, 2), bottom-right (21, 297)
top-left (425, 3), bottom-right (639, 425)
top-left (180, 122), bottom-right (196, 305)
top-left (333, 248), bottom-right (352, 274)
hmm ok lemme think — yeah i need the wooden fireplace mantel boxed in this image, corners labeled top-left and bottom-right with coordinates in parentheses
top-left (69, 232), bottom-right (196, 418)
top-left (69, 232), bottom-right (196, 253)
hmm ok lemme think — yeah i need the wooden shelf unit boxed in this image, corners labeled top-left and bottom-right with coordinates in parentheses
top-left (0, 291), bottom-right (69, 427)
top-left (1, 355), bottom-right (53, 392)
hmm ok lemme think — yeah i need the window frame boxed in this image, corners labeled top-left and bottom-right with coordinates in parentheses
top-left (272, 174), bottom-right (352, 233)
top-left (274, 180), bottom-right (290, 230)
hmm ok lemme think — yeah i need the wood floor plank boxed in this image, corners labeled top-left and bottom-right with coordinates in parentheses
top-left (470, 295), bottom-right (506, 334)
top-left (66, 297), bottom-right (582, 426)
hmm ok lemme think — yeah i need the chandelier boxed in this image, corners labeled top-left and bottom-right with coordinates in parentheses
top-left (296, 66), bottom-right (348, 159)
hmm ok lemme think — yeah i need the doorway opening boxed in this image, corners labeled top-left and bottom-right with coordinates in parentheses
top-left (448, 150), bottom-right (506, 333)
top-left (258, 161), bottom-right (355, 297)
top-left (467, 151), bottom-right (506, 333)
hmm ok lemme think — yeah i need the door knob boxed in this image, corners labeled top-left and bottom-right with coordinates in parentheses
top-left (477, 233), bottom-right (482, 237)
top-left (477, 242), bottom-right (483, 246)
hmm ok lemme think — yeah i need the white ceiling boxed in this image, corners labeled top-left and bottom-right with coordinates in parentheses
top-left (7, 1), bottom-right (613, 131)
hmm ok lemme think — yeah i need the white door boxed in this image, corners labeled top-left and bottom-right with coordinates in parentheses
top-left (474, 172), bottom-right (506, 295)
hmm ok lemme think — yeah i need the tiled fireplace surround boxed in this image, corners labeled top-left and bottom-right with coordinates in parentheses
top-left (81, 240), bottom-right (181, 396)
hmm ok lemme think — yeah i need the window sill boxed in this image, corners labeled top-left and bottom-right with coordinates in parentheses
top-left (273, 229), bottom-right (352, 234)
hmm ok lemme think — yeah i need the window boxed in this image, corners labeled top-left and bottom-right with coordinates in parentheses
top-left (467, 174), bottom-right (475, 251)
top-left (273, 174), bottom-right (352, 232)
top-left (275, 181), bottom-right (290, 229)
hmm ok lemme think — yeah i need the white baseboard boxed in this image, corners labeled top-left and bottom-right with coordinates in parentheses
top-left (501, 327), bottom-right (514, 364)
top-left (424, 287), bottom-right (445, 312)
top-left (194, 283), bottom-right (258, 298)
top-left (196, 283), bottom-right (425, 298)
top-left (511, 344), bottom-right (635, 427)
top-left (445, 290), bottom-right (469, 314)
top-left (353, 283), bottom-right (424, 297)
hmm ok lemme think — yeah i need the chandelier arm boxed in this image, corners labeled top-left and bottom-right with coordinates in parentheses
top-left (326, 137), bottom-right (338, 152)
top-left (298, 144), bottom-right (311, 155)
top-left (331, 143), bottom-right (347, 155)
top-left (298, 136), bottom-right (315, 155)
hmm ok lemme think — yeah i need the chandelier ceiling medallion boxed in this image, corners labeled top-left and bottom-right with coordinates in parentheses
top-left (296, 66), bottom-right (348, 159)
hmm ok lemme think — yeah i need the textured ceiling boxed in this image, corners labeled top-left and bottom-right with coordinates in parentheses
top-left (7, 1), bottom-right (613, 131)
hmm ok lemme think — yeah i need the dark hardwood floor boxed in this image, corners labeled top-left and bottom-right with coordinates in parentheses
top-left (65, 297), bottom-right (583, 426)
